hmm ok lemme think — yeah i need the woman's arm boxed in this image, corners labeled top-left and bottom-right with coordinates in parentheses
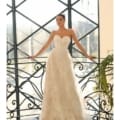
top-left (70, 29), bottom-right (94, 61)
top-left (29, 31), bottom-right (55, 59)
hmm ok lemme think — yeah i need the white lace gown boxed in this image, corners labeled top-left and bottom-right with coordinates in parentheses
top-left (40, 35), bottom-right (90, 120)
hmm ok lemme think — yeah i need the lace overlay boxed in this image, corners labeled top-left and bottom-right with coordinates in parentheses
top-left (40, 35), bottom-right (91, 120)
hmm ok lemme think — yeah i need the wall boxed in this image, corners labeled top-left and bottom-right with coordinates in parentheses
top-left (100, 0), bottom-right (113, 58)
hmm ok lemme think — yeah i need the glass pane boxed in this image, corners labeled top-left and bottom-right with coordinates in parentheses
top-left (71, 0), bottom-right (80, 4)
top-left (72, 10), bottom-right (96, 38)
top-left (72, 29), bottom-right (98, 58)
top-left (71, 9), bottom-right (98, 59)
top-left (17, 0), bottom-right (67, 25)
top-left (16, 0), bottom-right (26, 5)
top-left (18, 29), bottom-right (50, 58)
top-left (6, 0), bottom-right (11, 6)
top-left (72, 0), bottom-right (98, 23)
top-left (16, 13), bottom-right (39, 44)
top-left (7, 13), bottom-right (14, 59)
top-left (89, 29), bottom-right (98, 56)
top-left (7, 5), bottom-right (11, 14)
top-left (7, 14), bottom-right (13, 43)
top-left (58, 0), bottom-right (68, 4)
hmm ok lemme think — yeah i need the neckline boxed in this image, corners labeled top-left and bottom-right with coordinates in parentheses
top-left (54, 34), bottom-right (71, 39)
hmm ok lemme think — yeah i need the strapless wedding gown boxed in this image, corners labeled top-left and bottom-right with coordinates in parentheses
top-left (40, 35), bottom-right (90, 120)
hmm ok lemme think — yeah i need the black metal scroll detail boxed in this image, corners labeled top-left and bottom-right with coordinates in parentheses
top-left (73, 62), bottom-right (113, 120)
top-left (7, 62), bottom-right (46, 119)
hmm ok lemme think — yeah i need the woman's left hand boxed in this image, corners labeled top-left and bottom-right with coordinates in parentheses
top-left (88, 55), bottom-right (96, 62)
top-left (28, 56), bottom-right (35, 60)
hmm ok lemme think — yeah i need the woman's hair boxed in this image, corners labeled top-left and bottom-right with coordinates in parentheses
top-left (57, 14), bottom-right (65, 20)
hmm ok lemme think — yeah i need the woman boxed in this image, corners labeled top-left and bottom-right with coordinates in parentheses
top-left (29, 14), bottom-right (93, 120)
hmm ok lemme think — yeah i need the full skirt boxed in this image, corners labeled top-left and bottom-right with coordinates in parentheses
top-left (40, 48), bottom-right (90, 120)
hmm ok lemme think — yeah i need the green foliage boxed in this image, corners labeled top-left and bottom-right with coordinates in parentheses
top-left (95, 54), bottom-right (113, 107)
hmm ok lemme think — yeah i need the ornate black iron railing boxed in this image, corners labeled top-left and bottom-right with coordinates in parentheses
top-left (7, 0), bottom-right (113, 120)
top-left (7, 59), bottom-right (113, 120)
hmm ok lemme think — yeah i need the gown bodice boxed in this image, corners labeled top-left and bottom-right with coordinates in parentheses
top-left (53, 35), bottom-right (71, 50)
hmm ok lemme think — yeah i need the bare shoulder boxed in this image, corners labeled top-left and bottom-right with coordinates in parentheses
top-left (51, 30), bottom-right (56, 35)
top-left (67, 28), bottom-right (75, 35)
top-left (68, 28), bottom-right (74, 33)
top-left (50, 30), bottom-right (56, 37)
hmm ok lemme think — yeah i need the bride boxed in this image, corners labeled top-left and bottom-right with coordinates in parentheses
top-left (29, 14), bottom-right (94, 120)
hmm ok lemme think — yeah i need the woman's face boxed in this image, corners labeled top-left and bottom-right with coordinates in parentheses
top-left (56, 15), bottom-right (65, 27)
